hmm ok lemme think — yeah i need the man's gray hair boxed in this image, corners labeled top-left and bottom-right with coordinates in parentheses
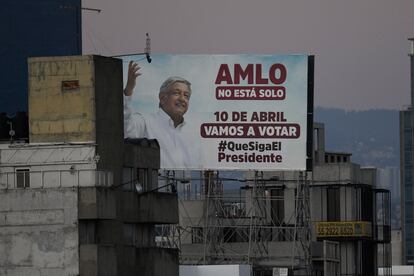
top-left (159, 76), bottom-right (192, 95)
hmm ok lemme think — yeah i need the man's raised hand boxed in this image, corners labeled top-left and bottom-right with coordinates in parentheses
top-left (124, 61), bottom-right (142, 96)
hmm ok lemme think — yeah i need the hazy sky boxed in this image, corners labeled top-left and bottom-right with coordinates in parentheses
top-left (82, 0), bottom-right (414, 111)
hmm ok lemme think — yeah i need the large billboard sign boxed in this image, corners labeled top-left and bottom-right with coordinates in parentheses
top-left (122, 54), bottom-right (313, 171)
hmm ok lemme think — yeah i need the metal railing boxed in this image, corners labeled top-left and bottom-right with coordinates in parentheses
top-left (0, 169), bottom-right (113, 189)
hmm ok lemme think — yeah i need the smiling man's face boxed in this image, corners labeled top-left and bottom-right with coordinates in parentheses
top-left (159, 82), bottom-right (191, 124)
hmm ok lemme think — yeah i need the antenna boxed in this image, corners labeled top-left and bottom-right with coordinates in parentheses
top-left (61, 5), bottom-right (101, 13)
top-left (409, 38), bottom-right (414, 56)
top-left (112, 33), bottom-right (152, 63)
top-left (7, 121), bottom-right (14, 142)
top-left (82, 7), bottom-right (102, 13)
top-left (145, 33), bottom-right (152, 63)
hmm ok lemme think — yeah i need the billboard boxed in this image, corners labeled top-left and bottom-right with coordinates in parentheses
top-left (122, 54), bottom-right (313, 171)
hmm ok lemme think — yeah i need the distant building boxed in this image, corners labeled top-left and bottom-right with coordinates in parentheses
top-left (400, 38), bottom-right (414, 265)
top-left (377, 167), bottom-right (400, 199)
top-left (312, 123), bottom-right (391, 276)
top-left (0, 0), bottom-right (81, 115)
top-left (377, 167), bottom-right (401, 229)
top-left (393, 229), bottom-right (403, 265)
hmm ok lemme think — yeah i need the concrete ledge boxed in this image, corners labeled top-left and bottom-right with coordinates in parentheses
top-left (0, 209), bottom-right (64, 226)
top-left (109, 246), bottom-right (179, 276)
top-left (123, 142), bottom-right (160, 168)
top-left (79, 244), bottom-right (117, 276)
top-left (78, 187), bottom-right (116, 219)
top-left (119, 191), bottom-right (178, 224)
top-left (138, 192), bottom-right (178, 224)
top-left (136, 247), bottom-right (179, 276)
top-left (79, 220), bottom-right (122, 245)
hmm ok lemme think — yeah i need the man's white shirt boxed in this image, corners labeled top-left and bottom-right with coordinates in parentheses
top-left (124, 96), bottom-right (200, 169)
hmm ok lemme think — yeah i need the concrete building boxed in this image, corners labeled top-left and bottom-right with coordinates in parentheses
top-left (312, 123), bottom-right (391, 276)
top-left (393, 229), bottom-right (403, 265)
top-left (400, 38), bottom-right (414, 265)
top-left (178, 123), bottom-right (391, 276)
top-left (0, 55), bottom-right (179, 275)
top-left (377, 167), bottom-right (400, 200)
top-left (379, 266), bottom-right (414, 276)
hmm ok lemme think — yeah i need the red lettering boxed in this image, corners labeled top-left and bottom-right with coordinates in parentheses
top-left (215, 63), bottom-right (287, 85)
top-left (215, 64), bottom-right (233, 84)
top-left (255, 64), bottom-right (268, 84)
top-left (234, 64), bottom-right (254, 84)
top-left (269, 64), bottom-right (287, 84)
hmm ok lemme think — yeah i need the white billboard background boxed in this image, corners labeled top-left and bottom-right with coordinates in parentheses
top-left (122, 54), bottom-right (309, 171)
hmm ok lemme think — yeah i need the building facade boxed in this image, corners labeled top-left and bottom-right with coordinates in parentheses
top-left (400, 107), bottom-right (413, 264)
top-left (400, 38), bottom-right (414, 265)
top-left (312, 124), bottom-right (391, 276)
top-left (0, 0), bottom-right (82, 115)
top-left (0, 55), bottom-right (179, 275)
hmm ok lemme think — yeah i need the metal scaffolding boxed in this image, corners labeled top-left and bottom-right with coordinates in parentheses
top-left (291, 171), bottom-right (313, 275)
top-left (174, 170), bottom-right (313, 275)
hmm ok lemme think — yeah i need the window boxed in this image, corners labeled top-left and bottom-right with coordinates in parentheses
top-left (16, 169), bottom-right (30, 188)
top-left (151, 169), bottom-right (159, 189)
top-left (79, 220), bottom-right (97, 244)
top-left (326, 188), bottom-right (340, 221)
top-left (406, 186), bottom-right (413, 202)
top-left (361, 187), bottom-right (373, 221)
top-left (405, 149), bottom-right (413, 166)
top-left (137, 168), bottom-right (149, 191)
top-left (404, 110), bottom-right (412, 129)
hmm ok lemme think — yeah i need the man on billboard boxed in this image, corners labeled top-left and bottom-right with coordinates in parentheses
top-left (123, 61), bottom-right (200, 169)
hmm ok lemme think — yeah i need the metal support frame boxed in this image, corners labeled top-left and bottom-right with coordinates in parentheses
top-left (176, 170), bottom-right (314, 274)
top-left (291, 171), bottom-right (313, 275)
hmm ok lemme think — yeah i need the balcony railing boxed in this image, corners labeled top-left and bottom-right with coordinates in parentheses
top-left (0, 169), bottom-right (113, 189)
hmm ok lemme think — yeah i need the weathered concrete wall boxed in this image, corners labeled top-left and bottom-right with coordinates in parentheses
top-left (361, 167), bottom-right (377, 186)
top-left (313, 162), bottom-right (361, 183)
top-left (93, 56), bottom-right (124, 188)
top-left (0, 188), bottom-right (79, 276)
top-left (79, 244), bottom-right (117, 276)
top-left (28, 55), bottom-right (124, 186)
top-left (136, 248), bottom-right (179, 276)
top-left (136, 192), bottom-right (178, 224)
top-left (116, 191), bottom-right (178, 244)
top-left (78, 187), bottom-right (116, 219)
top-left (122, 224), bottom-right (155, 247)
top-left (119, 140), bottom-right (179, 275)
top-left (28, 56), bottom-right (96, 143)
top-left (123, 141), bottom-right (160, 169)
top-left (0, 144), bottom-right (114, 189)
top-left (392, 230), bottom-right (403, 265)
